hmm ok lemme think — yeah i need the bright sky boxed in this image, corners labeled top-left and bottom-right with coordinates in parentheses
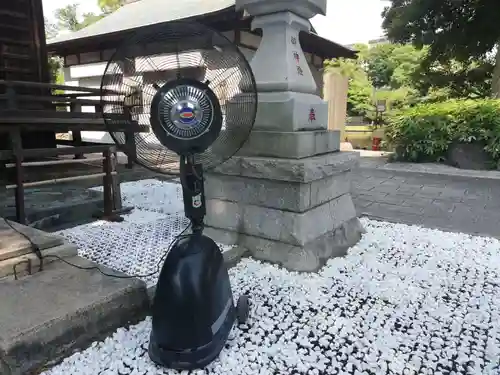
top-left (42, 0), bottom-right (386, 45)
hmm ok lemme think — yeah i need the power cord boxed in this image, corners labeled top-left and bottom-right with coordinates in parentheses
top-left (3, 217), bottom-right (191, 280)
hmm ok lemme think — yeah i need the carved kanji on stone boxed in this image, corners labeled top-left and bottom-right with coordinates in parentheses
top-left (309, 108), bottom-right (316, 122)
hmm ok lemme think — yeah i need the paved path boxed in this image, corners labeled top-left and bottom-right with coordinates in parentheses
top-left (352, 159), bottom-right (500, 238)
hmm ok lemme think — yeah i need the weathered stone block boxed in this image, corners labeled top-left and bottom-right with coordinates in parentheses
top-left (205, 193), bottom-right (357, 246)
top-left (212, 151), bottom-right (360, 183)
top-left (205, 217), bottom-right (365, 272)
top-left (204, 170), bottom-right (351, 212)
top-left (253, 92), bottom-right (328, 131)
top-left (237, 129), bottom-right (340, 159)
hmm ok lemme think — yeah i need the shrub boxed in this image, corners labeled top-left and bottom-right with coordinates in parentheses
top-left (384, 99), bottom-right (500, 162)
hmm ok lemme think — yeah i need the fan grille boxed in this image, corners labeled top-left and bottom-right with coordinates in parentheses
top-left (100, 21), bottom-right (257, 173)
top-left (158, 85), bottom-right (213, 140)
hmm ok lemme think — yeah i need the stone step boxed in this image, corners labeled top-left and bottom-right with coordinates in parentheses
top-left (0, 242), bottom-right (78, 279)
top-left (0, 218), bottom-right (64, 261)
top-left (0, 256), bottom-right (149, 375)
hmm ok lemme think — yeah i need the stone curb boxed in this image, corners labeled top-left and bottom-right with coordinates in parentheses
top-left (358, 164), bottom-right (500, 183)
top-left (0, 256), bottom-right (149, 375)
top-left (359, 213), bottom-right (500, 240)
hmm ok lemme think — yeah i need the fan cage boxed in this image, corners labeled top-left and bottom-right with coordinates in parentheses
top-left (100, 21), bottom-right (257, 174)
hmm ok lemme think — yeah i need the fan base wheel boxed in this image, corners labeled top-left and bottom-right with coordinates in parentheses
top-left (236, 295), bottom-right (250, 324)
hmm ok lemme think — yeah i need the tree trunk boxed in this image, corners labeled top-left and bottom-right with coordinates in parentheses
top-left (492, 43), bottom-right (500, 98)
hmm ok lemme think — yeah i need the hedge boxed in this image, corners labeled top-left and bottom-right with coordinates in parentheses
top-left (384, 99), bottom-right (500, 163)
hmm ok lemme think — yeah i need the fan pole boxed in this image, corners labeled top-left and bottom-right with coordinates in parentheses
top-left (180, 156), bottom-right (206, 233)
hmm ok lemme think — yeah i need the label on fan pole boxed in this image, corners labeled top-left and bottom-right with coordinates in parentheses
top-left (192, 194), bottom-right (202, 208)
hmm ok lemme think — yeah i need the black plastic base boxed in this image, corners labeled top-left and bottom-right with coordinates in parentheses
top-left (148, 304), bottom-right (236, 370)
top-left (147, 233), bottom-right (241, 370)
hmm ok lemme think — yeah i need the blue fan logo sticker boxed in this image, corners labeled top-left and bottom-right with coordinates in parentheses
top-left (178, 105), bottom-right (196, 125)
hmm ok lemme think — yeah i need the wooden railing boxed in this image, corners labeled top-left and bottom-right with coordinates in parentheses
top-left (0, 79), bottom-right (148, 168)
top-left (0, 144), bottom-right (132, 225)
top-left (0, 80), bottom-right (144, 224)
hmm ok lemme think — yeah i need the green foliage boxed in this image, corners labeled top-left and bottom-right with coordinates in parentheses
top-left (325, 44), bottom-right (374, 117)
top-left (364, 43), bottom-right (396, 89)
top-left (325, 42), bottom-right (423, 119)
top-left (53, 0), bottom-right (125, 33)
top-left (98, 0), bottom-right (128, 14)
top-left (47, 0), bottom-right (127, 83)
top-left (382, 0), bottom-right (500, 97)
top-left (385, 99), bottom-right (500, 162)
top-left (47, 57), bottom-right (63, 83)
top-left (412, 55), bottom-right (495, 101)
top-left (54, 4), bottom-right (81, 32)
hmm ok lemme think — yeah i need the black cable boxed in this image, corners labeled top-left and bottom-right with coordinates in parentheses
top-left (3, 217), bottom-right (191, 280)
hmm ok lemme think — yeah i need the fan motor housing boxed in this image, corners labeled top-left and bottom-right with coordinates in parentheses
top-left (150, 78), bottom-right (223, 156)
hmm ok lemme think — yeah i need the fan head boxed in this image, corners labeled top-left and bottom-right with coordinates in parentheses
top-left (100, 20), bottom-right (257, 174)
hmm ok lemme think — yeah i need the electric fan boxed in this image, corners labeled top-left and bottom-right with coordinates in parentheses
top-left (100, 21), bottom-right (257, 370)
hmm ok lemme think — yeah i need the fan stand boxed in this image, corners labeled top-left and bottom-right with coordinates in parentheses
top-left (148, 98), bottom-right (249, 370)
top-left (179, 152), bottom-right (251, 326)
top-left (148, 156), bottom-right (250, 369)
top-left (179, 155), bottom-right (206, 233)
top-left (100, 20), bottom-right (257, 371)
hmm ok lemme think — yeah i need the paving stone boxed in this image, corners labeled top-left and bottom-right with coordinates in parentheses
top-left (354, 198), bottom-right (374, 209)
top-left (401, 196), bottom-right (434, 209)
top-left (353, 159), bottom-right (500, 239)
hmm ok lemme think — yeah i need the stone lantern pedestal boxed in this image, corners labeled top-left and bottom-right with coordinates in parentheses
top-left (204, 0), bottom-right (364, 271)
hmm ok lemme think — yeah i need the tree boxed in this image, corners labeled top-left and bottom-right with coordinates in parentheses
top-left (364, 43), bottom-right (396, 89)
top-left (382, 0), bottom-right (500, 98)
top-left (44, 18), bottom-right (63, 83)
top-left (98, 0), bottom-right (128, 14)
top-left (413, 58), bottom-right (494, 102)
top-left (54, 0), bottom-right (127, 33)
top-left (325, 44), bottom-right (374, 117)
top-left (325, 43), bottom-right (424, 118)
top-left (44, 17), bottom-right (58, 39)
top-left (48, 0), bottom-right (128, 82)
top-left (54, 4), bottom-right (82, 32)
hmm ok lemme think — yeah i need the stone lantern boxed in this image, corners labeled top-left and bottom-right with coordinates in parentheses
top-left (204, 0), bottom-right (364, 271)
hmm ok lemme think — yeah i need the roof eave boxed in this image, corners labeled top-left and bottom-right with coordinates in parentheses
top-left (47, 7), bottom-right (356, 60)
top-left (47, 6), bottom-right (237, 55)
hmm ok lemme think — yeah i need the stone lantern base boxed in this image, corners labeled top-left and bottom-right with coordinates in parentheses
top-left (204, 150), bottom-right (365, 272)
top-left (205, 0), bottom-right (365, 271)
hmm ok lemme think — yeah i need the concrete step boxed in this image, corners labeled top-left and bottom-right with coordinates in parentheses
top-left (0, 256), bottom-right (149, 375)
top-left (0, 242), bottom-right (78, 279)
top-left (0, 219), bottom-right (64, 259)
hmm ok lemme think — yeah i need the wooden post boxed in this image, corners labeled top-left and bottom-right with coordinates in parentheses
top-left (123, 106), bottom-right (136, 169)
top-left (102, 148), bottom-right (113, 218)
top-left (110, 149), bottom-right (123, 212)
top-left (70, 102), bottom-right (84, 159)
top-left (94, 147), bottom-right (130, 222)
top-left (10, 130), bottom-right (26, 224)
top-left (6, 84), bottom-right (16, 109)
top-left (323, 71), bottom-right (349, 141)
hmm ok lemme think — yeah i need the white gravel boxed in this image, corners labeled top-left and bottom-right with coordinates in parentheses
top-left (45, 179), bottom-right (500, 375)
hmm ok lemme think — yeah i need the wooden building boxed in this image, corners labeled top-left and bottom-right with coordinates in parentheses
top-left (0, 0), bottom-right (56, 150)
top-left (47, 0), bottom-right (356, 144)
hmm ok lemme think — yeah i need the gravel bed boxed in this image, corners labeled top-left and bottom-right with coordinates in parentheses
top-left (44, 179), bottom-right (500, 375)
